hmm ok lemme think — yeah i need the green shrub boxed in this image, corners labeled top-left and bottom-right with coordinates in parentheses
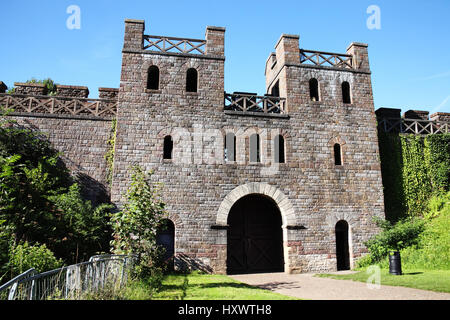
top-left (9, 242), bottom-right (63, 276)
top-left (49, 183), bottom-right (113, 263)
top-left (359, 217), bottom-right (425, 266)
top-left (0, 123), bottom-right (113, 268)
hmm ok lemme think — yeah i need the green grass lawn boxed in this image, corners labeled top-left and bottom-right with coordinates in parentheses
top-left (152, 272), bottom-right (299, 300)
top-left (316, 269), bottom-right (450, 293)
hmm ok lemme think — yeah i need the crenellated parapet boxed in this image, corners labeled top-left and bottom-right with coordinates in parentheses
top-left (122, 19), bottom-right (225, 59)
top-left (376, 107), bottom-right (449, 135)
top-left (0, 82), bottom-right (118, 120)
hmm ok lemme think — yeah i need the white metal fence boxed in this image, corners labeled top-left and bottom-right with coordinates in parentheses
top-left (0, 254), bottom-right (136, 300)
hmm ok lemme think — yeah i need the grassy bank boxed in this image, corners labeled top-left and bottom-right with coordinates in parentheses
top-left (316, 269), bottom-right (450, 293)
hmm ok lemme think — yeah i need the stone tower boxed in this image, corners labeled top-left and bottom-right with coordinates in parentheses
top-left (111, 19), bottom-right (385, 274)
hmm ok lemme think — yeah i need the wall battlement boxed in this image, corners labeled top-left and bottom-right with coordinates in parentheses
top-left (122, 19), bottom-right (225, 59)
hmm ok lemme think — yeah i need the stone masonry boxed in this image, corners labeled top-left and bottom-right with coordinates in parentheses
top-left (8, 18), bottom-right (441, 274)
top-left (110, 19), bottom-right (385, 274)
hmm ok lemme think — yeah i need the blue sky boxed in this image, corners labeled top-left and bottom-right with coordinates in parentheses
top-left (1, 0), bottom-right (449, 115)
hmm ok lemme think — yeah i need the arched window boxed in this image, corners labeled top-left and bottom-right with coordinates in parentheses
top-left (334, 143), bottom-right (342, 165)
top-left (274, 135), bottom-right (285, 163)
top-left (186, 68), bottom-right (198, 93)
top-left (342, 81), bottom-right (351, 104)
top-left (224, 132), bottom-right (236, 162)
top-left (271, 80), bottom-right (280, 97)
top-left (147, 65), bottom-right (159, 90)
top-left (309, 78), bottom-right (319, 101)
top-left (250, 133), bottom-right (260, 163)
top-left (163, 135), bottom-right (173, 160)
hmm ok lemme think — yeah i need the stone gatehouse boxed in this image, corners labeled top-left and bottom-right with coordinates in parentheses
top-left (1, 18), bottom-right (389, 274)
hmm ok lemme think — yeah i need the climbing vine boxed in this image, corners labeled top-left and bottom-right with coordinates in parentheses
top-left (104, 119), bottom-right (117, 187)
top-left (378, 131), bottom-right (450, 221)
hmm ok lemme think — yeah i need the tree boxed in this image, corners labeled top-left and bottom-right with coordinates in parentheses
top-left (110, 166), bottom-right (167, 279)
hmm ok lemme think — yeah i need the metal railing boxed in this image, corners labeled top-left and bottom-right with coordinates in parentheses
top-left (0, 254), bottom-right (135, 300)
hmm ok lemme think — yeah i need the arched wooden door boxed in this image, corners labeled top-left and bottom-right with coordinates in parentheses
top-left (335, 220), bottom-right (350, 271)
top-left (227, 194), bottom-right (284, 274)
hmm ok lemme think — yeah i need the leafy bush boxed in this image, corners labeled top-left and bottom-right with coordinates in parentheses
top-left (110, 166), bottom-right (167, 282)
top-left (359, 217), bottom-right (425, 267)
top-left (25, 78), bottom-right (58, 96)
top-left (0, 123), bottom-right (113, 271)
top-left (49, 183), bottom-right (113, 263)
top-left (9, 242), bottom-right (63, 276)
top-left (0, 220), bottom-right (14, 282)
top-left (0, 125), bottom-right (70, 246)
top-left (424, 191), bottom-right (450, 220)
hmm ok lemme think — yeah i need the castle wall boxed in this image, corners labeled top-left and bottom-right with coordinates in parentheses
top-left (5, 18), bottom-right (445, 275)
top-left (9, 114), bottom-right (113, 203)
top-left (111, 20), bottom-right (385, 274)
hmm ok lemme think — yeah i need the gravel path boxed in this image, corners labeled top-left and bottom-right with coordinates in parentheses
top-left (230, 272), bottom-right (450, 300)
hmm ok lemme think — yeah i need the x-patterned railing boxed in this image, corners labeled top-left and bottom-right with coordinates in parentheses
top-left (224, 93), bottom-right (286, 115)
top-left (144, 35), bottom-right (206, 55)
top-left (378, 118), bottom-right (449, 135)
top-left (300, 49), bottom-right (353, 69)
top-left (0, 93), bottom-right (117, 118)
top-left (0, 255), bottom-right (136, 300)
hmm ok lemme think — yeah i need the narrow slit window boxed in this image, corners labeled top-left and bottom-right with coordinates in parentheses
top-left (224, 133), bottom-right (236, 162)
top-left (186, 68), bottom-right (198, 93)
top-left (309, 78), bottom-right (319, 101)
top-left (250, 134), bottom-right (260, 163)
top-left (147, 66), bottom-right (159, 90)
top-left (342, 81), bottom-right (351, 104)
top-left (334, 143), bottom-right (342, 165)
top-left (274, 135), bottom-right (285, 163)
top-left (163, 135), bottom-right (173, 160)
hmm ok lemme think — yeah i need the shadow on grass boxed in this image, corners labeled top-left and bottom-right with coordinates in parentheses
top-left (160, 281), bottom-right (258, 291)
top-left (155, 272), bottom-right (301, 300)
top-left (157, 271), bottom-right (277, 300)
top-left (401, 272), bottom-right (424, 275)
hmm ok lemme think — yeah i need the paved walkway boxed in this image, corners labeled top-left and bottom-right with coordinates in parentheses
top-left (230, 272), bottom-right (450, 300)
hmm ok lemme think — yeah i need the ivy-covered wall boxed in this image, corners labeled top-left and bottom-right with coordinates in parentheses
top-left (378, 132), bottom-right (450, 221)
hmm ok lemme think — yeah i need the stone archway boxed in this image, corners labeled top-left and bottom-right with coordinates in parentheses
top-left (216, 183), bottom-right (296, 274)
top-left (216, 183), bottom-right (295, 227)
top-left (227, 194), bottom-right (284, 274)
